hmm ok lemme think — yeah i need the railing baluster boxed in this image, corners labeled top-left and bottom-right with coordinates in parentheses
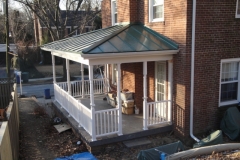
top-left (107, 111), bottom-right (110, 133)
top-left (104, 113), bottom-right (106, 134)
top-left (96, 113), bottom-right (99, 135)
top-left (111, 111), bottom-right (113, 132)
top-left (100, 113), bottom-right (103, 135)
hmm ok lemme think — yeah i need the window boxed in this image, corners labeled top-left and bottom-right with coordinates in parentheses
top-left (149, 0), bottom-right (164, 22)
top-left (111, 0), bottom-right (118, 25)
top-left (236, 0), bottom-right (240, 18)
top-left (220, 59), bottom-right (240, 106)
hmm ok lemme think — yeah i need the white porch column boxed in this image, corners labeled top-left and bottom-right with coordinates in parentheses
top-left (106, 64), bottom-right (109, 92)
top-left (168, 60), bottom-right (173, 122)
top-left (143, 61), bottom-right (148, 130)
top-left (89, 65), bottom-right (96, 141)
top-left (66, 59), bottom-right (71, 95)
top-left (117, 63), bottom-right (123, 136)
top-left (81, 63), bottom-right (85, 98)
top-left (51, 54), bottom-right (56, 83)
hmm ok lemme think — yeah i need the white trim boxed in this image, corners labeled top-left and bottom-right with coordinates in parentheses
top-left (111, 0), bottom-right (118, 26)
top-left (236, 0), bottom-right (240, 18)
top-left (149, 0), bottom-right (164, 22)
top-left (48, 49), bottom-right (177, 65)
top-left (219, 58), bottom-right (240, 107)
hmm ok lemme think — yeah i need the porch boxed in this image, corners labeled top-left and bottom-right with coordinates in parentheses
top-left (53, 79), bottom-right (173, 142)
top-left (41, 23), bottom-right (179, 142)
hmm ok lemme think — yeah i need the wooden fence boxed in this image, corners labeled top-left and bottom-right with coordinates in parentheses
top-left (0, 84), bottom-right (19, 160)
top-left (0, 78), bottom-right (14, 109)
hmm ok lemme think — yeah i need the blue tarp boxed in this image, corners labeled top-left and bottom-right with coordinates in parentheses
top-left (55, 152), bottom-right (97, 160)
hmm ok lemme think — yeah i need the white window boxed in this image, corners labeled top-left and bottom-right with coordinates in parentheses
top-left (220, 59), bottom-right (240, 106)
top-left (236, 0), bottom-right (240, 18)
top-left (111, 0), bottom-right (118, 25)
top-left (149, 0), bottom-right (164, 22)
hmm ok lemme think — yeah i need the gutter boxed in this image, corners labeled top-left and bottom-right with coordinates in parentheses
top-left (190, 0), bottom-right (200, 142)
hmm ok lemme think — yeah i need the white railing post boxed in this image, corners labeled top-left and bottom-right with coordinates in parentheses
top-left (81, 63), bottom-right (85, 98)
top-left (168, 60), bottom-right (173, 122)
top-left (89, 65), bottom-right (96, 141)
top-left (52, 54), bottom-right (56, 83)
top-left (143, 61), bottom-right (148, 130)
top-left (117, 63), bottom-right (123, 136)
top-left (66, 59), bottom-right (71, 95)
top-left (106, 64), bottom-right (110, 92)
top-left (78, 100), bottom-right (81, 127)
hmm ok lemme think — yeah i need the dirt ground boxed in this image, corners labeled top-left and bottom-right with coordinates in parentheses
top-left (18, 97), bottom-right (240, 160)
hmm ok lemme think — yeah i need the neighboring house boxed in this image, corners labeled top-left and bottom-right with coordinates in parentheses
top-left (33, 10), bottom-right (98, 45)
top-left (41, 0), bottom-right (240, 143)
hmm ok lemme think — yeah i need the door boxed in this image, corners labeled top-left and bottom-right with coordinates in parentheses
top-left (155, 62), bottom-right (166, 119)
top-left (155, 62), bottom-right (166, 101)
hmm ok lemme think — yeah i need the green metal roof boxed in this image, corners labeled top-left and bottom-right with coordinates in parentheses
top-left (41, 23), bottom-right (178, 54)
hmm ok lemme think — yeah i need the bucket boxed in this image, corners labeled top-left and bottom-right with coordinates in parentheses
top-left (16, 75), bottom-right (20, 84)
top-left (22, 72), bottom-right (29, 83)
top-left (44, 89), bottom-right (51, 99)
top-left (135, 108), bottom-right (139, 114)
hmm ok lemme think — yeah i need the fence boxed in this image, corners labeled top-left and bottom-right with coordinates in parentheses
top-left (0, 84), bottom-right (19, 160)
top-left (0, 78), bottom-right (14, 109)
top-left (146, 100), bottom-right (171, 126)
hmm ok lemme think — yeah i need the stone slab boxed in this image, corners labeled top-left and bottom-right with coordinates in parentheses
top-left (123, 138), bottom-right (152, 148)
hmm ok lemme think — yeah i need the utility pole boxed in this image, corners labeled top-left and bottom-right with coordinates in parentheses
top-left (4, 0), bottom-right (10, 79)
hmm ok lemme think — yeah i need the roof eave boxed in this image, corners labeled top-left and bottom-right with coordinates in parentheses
top-left (82, 50), bottom-right (179, 59)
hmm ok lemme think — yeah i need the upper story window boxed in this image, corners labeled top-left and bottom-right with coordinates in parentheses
top-left (220, 59), bottom-right (240, 106)
top-left (236, 0), bottom-right (240, 18)
top-left (149, 0), bottom-right (164, 22)
top-left (111, 0), bottom-right (118, 25)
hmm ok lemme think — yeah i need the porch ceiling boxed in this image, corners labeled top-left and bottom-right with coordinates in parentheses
top-left (41, 23), bottom-right (179, 65)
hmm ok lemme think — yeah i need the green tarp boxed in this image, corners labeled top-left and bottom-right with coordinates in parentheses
top-left (220, 107), bottom-right (240, 140)
top-left (137, 141), bottom-right (184, 160)
top-left (193, 130), bottom-right (223, 148)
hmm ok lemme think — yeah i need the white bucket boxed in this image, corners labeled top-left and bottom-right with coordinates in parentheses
top-left (135, 108), bottom-right (139, 114)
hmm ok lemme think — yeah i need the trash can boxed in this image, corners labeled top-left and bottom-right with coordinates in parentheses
top-left (22, 72), bottom-right (29, 83)
top-left (16, 74), bottom-right (20, 84)
top-left (44, 89), bottom-right (51, 99)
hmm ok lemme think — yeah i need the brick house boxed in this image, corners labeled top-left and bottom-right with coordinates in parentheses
top-left (33, 10), bottom-right (98, 45)
top-left (41, 0), bottom-right (240, 143)
top-left (101, 0), bottom-right (240, 141)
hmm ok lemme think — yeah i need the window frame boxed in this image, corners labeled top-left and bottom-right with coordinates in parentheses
top-left (149, 0), bottom-right (164, 22)
top-left (111, 0), bottom-right (118, 26)
top-left (219, 58), bottom-right (240, 107)
top-left (236, 0), bottom-right (240, 18)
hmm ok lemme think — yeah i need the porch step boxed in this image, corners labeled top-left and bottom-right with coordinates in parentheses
top-left (123, 138), bottom-right (152, 148)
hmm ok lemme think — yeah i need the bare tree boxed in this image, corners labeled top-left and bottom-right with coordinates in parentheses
top-left (13, 0), bottom-right (101, 80)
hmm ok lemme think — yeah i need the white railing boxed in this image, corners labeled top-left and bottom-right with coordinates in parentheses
top-left (57, 78), bottom-right (107, 97)
top-left (147, 100), bottom-right (171, 126)
top-left (95, 108), bottom-right (119, 137)
top-left (54, 83), bottom-right (92, 135)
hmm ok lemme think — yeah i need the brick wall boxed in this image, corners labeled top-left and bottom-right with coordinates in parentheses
top-left (193, 0), bottom-right (240, 134)
top-left (102, 0), bottom-right (111, 28)
top-left (101, 0), bottom-right (139, 28)
top-left (138, 0), bottom-right (190, 138)
top-left (102, 0), bottom-right (240, 140)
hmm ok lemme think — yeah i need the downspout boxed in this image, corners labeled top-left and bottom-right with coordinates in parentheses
top-left (190, 0), bottom-right (200, 142)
